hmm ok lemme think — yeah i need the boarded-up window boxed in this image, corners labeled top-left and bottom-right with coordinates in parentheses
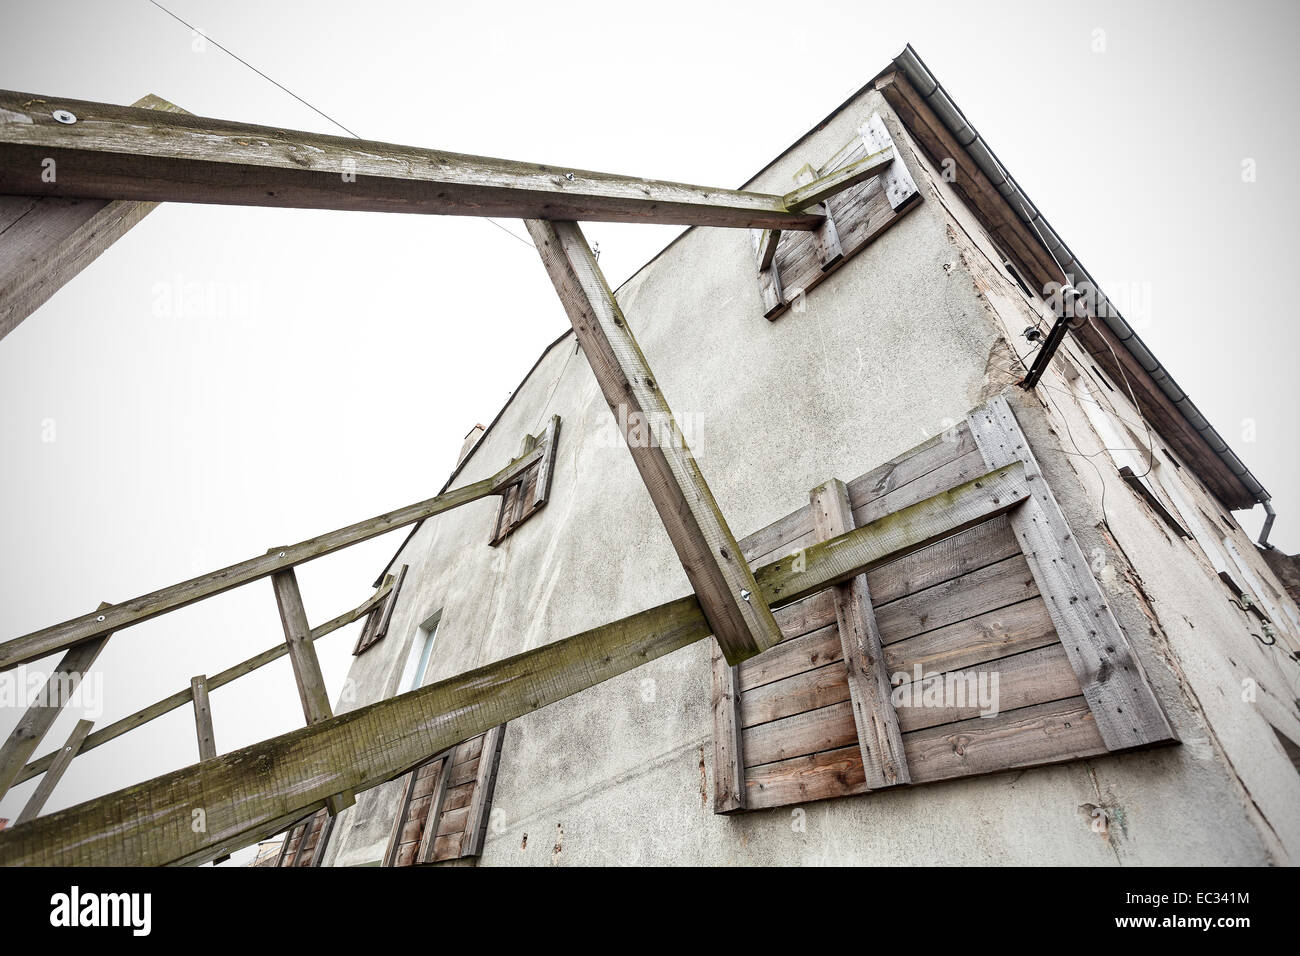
top-left (382, 725), bottom-right (506, 866)
top-left (491, 416), bottom-right (560, 546)
top-left (752, 112), bottom-right (920, 321)
top-left (354, 564), bottom-right (408, 656)
top-left (713, 396), bottom-right (1177, 812)
top-left (273, 808), bottom-right (334, 867)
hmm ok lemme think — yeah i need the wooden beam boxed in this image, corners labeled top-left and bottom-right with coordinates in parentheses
top-left (0, 95), bottom-right (184, 342)
top-left (0, 475), bottom-right (499, 672)
top-left (460, 724), bottom-right (505, 857)
top-left (189, 675), bottom-right (216, 762)
top-left (709, 638), bottom-right (746, 812)
top-left (14, 718), bottom-right (92, 825)
top-left (0, 602), bottom-right (111, 802)
top-left (966, 396), bottom-right (1177, 750)
top-left (782, 144), bottom-right (895, 212)
top-left (11, 582), bottom-right (390, 786)
top-left (0, 90), bottom-right (823, 232)
top-left (0, 463), bottom-right (1027, 866)
top-left (810, 479), bottom-right (909, 788)
top-left (525, 217), bottom-right (783, 666)
top-left (271, 568), bottom-right (353, 815)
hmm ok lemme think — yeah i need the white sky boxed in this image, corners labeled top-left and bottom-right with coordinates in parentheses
top-left (3, 0), bottom-right (1298, 852)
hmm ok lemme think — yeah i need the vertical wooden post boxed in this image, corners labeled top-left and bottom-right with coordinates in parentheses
top-left (0, 602), bottom-right (111, 802)
top-left (810, 479), bottom-right (910, 788)
top-left (710, 638), bottom-right (746, 812)
top-left (190, 675), bottom-right (216, 761)
top-left (525, 218), bottom-right (783, 665)
top-left (270, 567), bottom-right (354, 814)
top-left (15, 718), bottom-right (93, 825)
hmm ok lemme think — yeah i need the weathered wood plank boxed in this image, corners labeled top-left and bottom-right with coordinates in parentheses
top-left (14, 718), bottom-right (93, 825)
top-left (881, 596), bottom-right (1058, 679)
top-left (782, 145), bottom-right (896, 212)
top-left (415, 754), bottom-right (453, 865)
top-left (272, 568), bottom-right (353, 815)
top-left (865, 514), bottom-right (1017, 606)
top-left (0, 95), bottom-right (185, 342)
top-left (189, 675), bottom-right (216, 761)
top-left (710, 638), bottom-right (746, 813)
top-left (811, 478), bottom-right (909, 787)
top-left (745, 744), bottom-right (869, 809)
top-left (459, 725), bottom-right (505, 857)
top-left (526, 217), bottom-right (782, 665)
top-left (966, 396), bottom-right (1177, 751)
top-left (0, 90), bottom-right (822, 231)
top-left (742, 700), bottom-right (859, 768)
top-left (738, 623), bottom-right (843, 692)
top-left (874, 553), bottom-right (1039, 644)
top-left (0, 475), bottom-right (499, 671)
top-left (903, 696), bottom-right (1107, 784)
top-left (0, 463), bottom-right (1027, 866)
top-left (0, 602), bottom-right (111, 801)
top-left (739, 661), bottom-right (850, 729)
top-left (891, 643), bottom-right (1081, 733)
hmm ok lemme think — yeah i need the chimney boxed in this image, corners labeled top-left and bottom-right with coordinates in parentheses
top-left (458, 424), bottom-right (486, 466)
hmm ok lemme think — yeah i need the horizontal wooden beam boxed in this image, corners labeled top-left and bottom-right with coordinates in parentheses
top-left (0, 95), bottom-right (185, 342)
top-left (0, 475), bottom-right (499, 672)
top-left (0, 462), bottom-right (1026, 866)
top-left (0, 90), bottom-right (824, 232)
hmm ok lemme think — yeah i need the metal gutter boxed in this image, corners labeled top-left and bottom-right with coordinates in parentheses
top-left (892, 44), bottom-right (1269, 507)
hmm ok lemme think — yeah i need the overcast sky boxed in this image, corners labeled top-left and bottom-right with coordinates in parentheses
top-left (3, 0), bottom-right (1298, 851)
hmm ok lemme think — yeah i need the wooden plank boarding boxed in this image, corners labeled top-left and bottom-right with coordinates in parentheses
top-left (14, 718), bottom-right (93, 825)
top-left (460, 725), bottom-right (506, 857)
top-left (190, 675), bottom-right (216, 761)
top-left (0, 90), bottom-right (823, 232)
top-left (0, 464), bottom-right (1027, 866)
top-left (810, 479), bottom-right (909, 788)
top-left (0, 95), bottom-right (186, 342)
top-left (965, 396), bottom-right (1177, 751)
top-left (525, 217), bottom-right (783, 665)
top-left (0, 602), bottom-right (111, 801)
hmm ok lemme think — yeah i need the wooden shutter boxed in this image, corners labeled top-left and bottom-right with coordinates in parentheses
top-left (353, 564), bottom-right (408, 656)
top-left (712, 398), bottom-right (1176, 812)
top-left (490, 416), bottom-right (560, 546)
top-left (383, 724), bottom-right (506, 866)
top-left (752, 111), bottom-right (920, 321)
top-left (274, 808), bottom-right (334, 867)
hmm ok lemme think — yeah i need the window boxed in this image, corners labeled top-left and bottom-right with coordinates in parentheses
top-left (751, 111), bottom-right (920, 320)
top-left (490, 415), bottom-right (560, 546)
top-left (398, 610), bottom-right (441, 693)
top-left (382, 725), bottom-right (507, 866)
top-left (353, 564), bottom-right (408, 656)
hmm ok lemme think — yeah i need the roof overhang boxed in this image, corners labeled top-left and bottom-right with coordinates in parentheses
top-left (873, 45), bottom-right (1264, 511)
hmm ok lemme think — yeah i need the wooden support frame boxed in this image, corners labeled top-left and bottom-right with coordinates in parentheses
top-left (0, 463), bottom-right (1027, 866)
top-left (525, 217), bottom-right (783, 666)
top-left (11, 579), bottom-right (393, 787)
top-left (14, 718), bottom-right (93, 825)
top-left (0, 90), bottom-right (823, 232)
top-left (966, 396), bottom-right (1177, 751)
top-left (271, 568), bottom-right (354, 814)
top-left (0, 95), bottom-right (185, 342)
top-left (190, 675), bottom-right (216, 762)
top-left (0, 470), bottom-right (507, 672)
top-left (810, 478), bottom-right (909, 789)
top-left (0, 602), bottom-right (111, 801)
top-left (781, 144), bottom-right (896, 212)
